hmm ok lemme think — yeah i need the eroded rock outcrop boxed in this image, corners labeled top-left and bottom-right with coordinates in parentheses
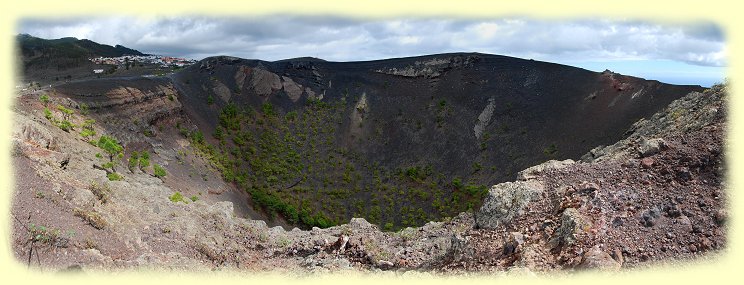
top-left (15, 115), bottom-right (59, 151)
top-left (249, 67), bottom-right (282, 97)
top-left (374, 55), bottom-right (479, 78)
top-left (577, 245), bottom-right (621, 271)
top-left (475, 180), bottom-right (544, 229)
top-left (473, 97), bottom-right (496, 141)
top-left (548, 208), bottom-right (592, 248)
top-left (281, 76), bottom-right (303, 102)
top-left (517, 159), bottom-right (575, 181)
top-left (582, 85), bottom-right (726, 162)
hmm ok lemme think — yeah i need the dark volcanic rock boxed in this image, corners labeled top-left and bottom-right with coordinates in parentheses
top-left (641, 157), bottom-right (655, 169)
top-left (641, 207), bottom-right (661, 227)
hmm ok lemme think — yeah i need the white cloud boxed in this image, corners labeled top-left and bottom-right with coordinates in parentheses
top-left (472, 22), bottom-right (500, 40)
top-left (18, 16), bottom-right (726, 67)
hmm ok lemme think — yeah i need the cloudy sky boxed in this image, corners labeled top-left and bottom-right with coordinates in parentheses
top-left (19, 16), bottom-right (726, 86)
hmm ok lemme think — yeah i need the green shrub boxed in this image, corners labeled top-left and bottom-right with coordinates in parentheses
top-left (80, 129), bottom-right (95, 140)
top-left (128, 151), bottom-right (139, 172)
top-left (169, 192), bottom-right (187, 203)
top-left (404, 166), bottom-right (427, 181)
top-left (39, 94), bottom-right (50, 105)
top-left (248, 187), bottom-right (311, 226)
top-left (285, 111), bottom-right (298, 122)
top-left (464, 184), bottom-right (488, 196)
top-left (472, 162), bottom-right (482, 172)
top-left (543, 144), bottom-right (558, 156)
top-left (207, 95), bottom-right (214, 105)
top-left (213, 127), bottom-right (224, 140)
top-left (218, 103), bottom-right (241, 131)
top-left (368, 205), bottom-right (382, 224)
top-left (80, 119), bottom-right (96, 139)
top-left (107, 172), bottom-right (123, 181)
top-left (190, 195), bottom-right (199, 202)
top-left (452, 177), bottom-right (463, 189)
top-left (43, 108), bottom-right (53, 120)
top-left (384, 222), bottom-right (394, 231)
top-left (266, 175), bottom-right (278, 184)
top-left (232, 133), bottom-right (246, 146)
top-left (178, 126), bottom-right (190, 137)
top-left (191, 131), bottom-right (205, 144)
top-left (412, 188), bottom-right (431, 200)
top-left (57, 120), bottom-right (74, 132)
top-left (56, 105), bottom-right (74, 120)
top-left (153, 163), bottom-right (167, 178)
top-left (262, 102), bottom-right (276, 116)
top-left (97, 135), bottom-right (123, 172)
top-left (80, 103), bottom-right (89, 115)
top-left (139, 152), bottom-right (150, 171)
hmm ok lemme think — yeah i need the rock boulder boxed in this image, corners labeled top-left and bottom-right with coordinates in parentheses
top-left (475, 180), bottom-right (544, 229)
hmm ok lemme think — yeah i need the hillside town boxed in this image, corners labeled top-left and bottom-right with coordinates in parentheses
top-left (90, 55), bottom-right (196, 68)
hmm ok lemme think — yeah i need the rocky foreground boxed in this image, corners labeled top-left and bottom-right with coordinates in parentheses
top-left (9, 83), bottom-right (727, 275)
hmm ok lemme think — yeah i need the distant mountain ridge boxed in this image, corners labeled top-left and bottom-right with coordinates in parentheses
top-left (18, 34), bottom-right (145, 57)
top-left (16, 34), bottom-right (145, 72)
